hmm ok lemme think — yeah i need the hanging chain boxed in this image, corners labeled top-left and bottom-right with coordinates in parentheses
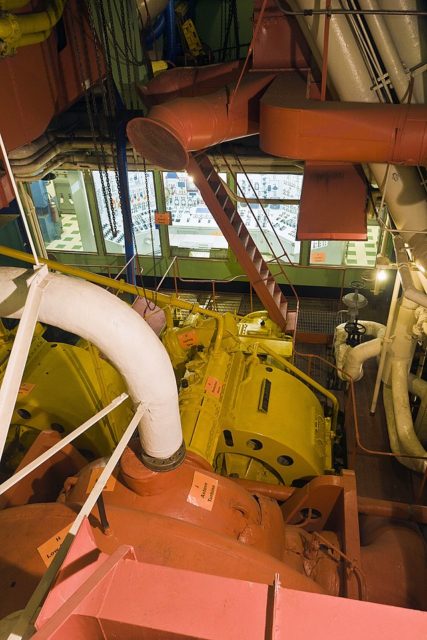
top-left (72, 2), bottom-right (118, 236)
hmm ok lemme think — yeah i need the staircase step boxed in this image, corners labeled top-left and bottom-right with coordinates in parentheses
top-left (190, 152), bottom-right (291, 333)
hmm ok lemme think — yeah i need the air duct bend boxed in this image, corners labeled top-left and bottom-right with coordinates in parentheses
top-left (126, 72), bottom-right (276, 171)
top-left (334, 321), bottom-right (386, 381)
top-left (0, 268), bottom-right (184, 469)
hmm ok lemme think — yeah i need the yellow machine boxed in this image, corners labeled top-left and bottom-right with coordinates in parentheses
top-left (0, 280), bottom-right (337, 487)
top-left (0, 321), bottom-right (133, 474)
top-left (161, 309), bottom-right (337, 485)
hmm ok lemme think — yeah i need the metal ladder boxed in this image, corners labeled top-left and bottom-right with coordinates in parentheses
top-left (187, 152), bottom-right (296, 332)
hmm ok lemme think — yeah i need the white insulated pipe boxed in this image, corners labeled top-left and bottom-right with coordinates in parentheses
top-left (383, 385), bottom-right (426, 474)
top-left (334, 321), bottom-right (386, 381)
top-left (391, 360), bottom-right (427, 473)
top-left (295, 0), bottom-right (427, 272)
top-left (378, 0), bottom-right (426, 104)
top-left (408, 373), bottom-right (427, 444)
top-left (0, 267), bottom-right (183, 462)
top-left (359, 0), bottom-right (413, 103)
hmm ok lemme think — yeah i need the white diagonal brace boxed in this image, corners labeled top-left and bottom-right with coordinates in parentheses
top-left (0, 265), bottom-right (49, 461)
top-left (0, 392), bottom-right (129, 496)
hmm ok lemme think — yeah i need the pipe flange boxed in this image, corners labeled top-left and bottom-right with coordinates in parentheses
top-left (140, 440), bottom-right (186, 472)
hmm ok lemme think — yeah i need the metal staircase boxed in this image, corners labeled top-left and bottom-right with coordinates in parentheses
top-left (187, 152), bottom-right (296, 332)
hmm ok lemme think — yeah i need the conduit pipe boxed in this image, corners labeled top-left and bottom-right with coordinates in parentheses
top-left (0, 267), bottom-right (185, 468)
top-left (295, 0), bottom-right (427, 273)
top-left (334, 321), bottom-right (386, 381)
top-left (126, 72), bottom-right (277, 170)
top-left (393, 235), bottom-right (427, 308)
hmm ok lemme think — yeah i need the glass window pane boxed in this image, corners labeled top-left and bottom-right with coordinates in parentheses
top-left (310, 240), bottom-right (347, 265)
top-left (163, 171), bottom-right (227, 254)
top-left (30, 170), bottom-right (96, 252)
top-left (93, 170), bottom-right (160, 255)
top-left (345, 225), bottom-right (380, 267)
top-left (237, 173), bottom-right (302, 263)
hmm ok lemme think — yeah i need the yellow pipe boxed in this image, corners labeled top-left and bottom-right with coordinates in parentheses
top-left (0, 245), bottom-right (225, 352)
top-left (0, 0), bottom-right (65, 54)
top-left (0, 0), bottom-right (30, 8)
top-left (17, 0), bottom-right (65, 35)
top-left (262, 344), bottom-right (339, 431)
top-left (15, 29), bottom-right (52, 47)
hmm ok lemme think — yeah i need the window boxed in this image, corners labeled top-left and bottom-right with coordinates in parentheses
top-left (309, 225), bottom-right (380, 266)
top-left (163, 171), bottom-right (227, 255)
top-left (30, 171), bottom-right (96, 252)
top-left (236, 173), bottom-right (302, 262)
top-left (93, 170), bottom-right (160, 255)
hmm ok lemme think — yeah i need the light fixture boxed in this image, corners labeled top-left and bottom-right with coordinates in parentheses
top-left (376, 269), bottom-right (387, 282)
top-left (59, 194), bottom-right (64, 204)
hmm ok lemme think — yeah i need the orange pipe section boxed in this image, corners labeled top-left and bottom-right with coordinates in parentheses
top-left (139, 60), bottom-right (243, 106)
top-left (233, 478), bottom-right (427, 524)
top-left (260, 76), bottom-right (427, 165)
top-left (126, 72), bottom-right (276, 170)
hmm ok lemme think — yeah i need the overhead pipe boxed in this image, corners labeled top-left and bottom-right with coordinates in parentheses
top-left (393, 235), bottom-right (427, 309)
top-left (138, 60), bottom-right (243, 106)
top-left (0, 0), bottom-right (65, 55)
top-left (358, 0), bottom-right (413, 103)
top-left (0, 267), bottom-right (185, 469)
top-left (126, 72), bottom-right (277, 170)
top-left (164, 0), bottom-right (178, 62)
top-left (295, 0), bottom-right (427, 274)
top-left (137, 0), bottom-right (169, 25)
top-left (378, 0), bottom-right (426, 103)
top-left (260, 86), bottom-right (427, 165)
top-left (334, 321), bottom-right (386, 381)
top-left (0, 0), bottom-right (31, 8)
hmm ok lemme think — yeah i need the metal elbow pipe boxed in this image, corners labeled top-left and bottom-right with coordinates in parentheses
top-left (138, 61), bottom-right (242, 106)
top-left (390, 361), bottom-right (427, 473)
top-left (0, 268), bottom-right (185, 470)
top-left (127, 72), bottom-right (276, 170)
top-left (334, 321), bottom-right (385, 381)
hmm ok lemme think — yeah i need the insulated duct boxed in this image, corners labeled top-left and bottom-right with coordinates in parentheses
top-left (260, 83), bottom-right (427, 164)
top-left (127, 72), bottom-right (276, 170)
top-left (0, 268), bottom-right (184, 469)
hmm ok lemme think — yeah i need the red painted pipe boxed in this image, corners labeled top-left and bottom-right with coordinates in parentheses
top-left (127, 72), bottom-right (277, 170)
top-left (128, 67), bottom-right (427, 170)
top-left (233, 478), bottom-right (427, 524)
top-left (258, 73), bottom-right (427, 164)
top-left (139, 60), bottom-right (243, 106)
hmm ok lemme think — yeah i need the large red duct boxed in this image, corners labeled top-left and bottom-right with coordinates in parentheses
top-left (127, 66), bottom-right (427, 170)
top-left (127, 72), bottom-right (276, 170)
top-left (260, 75), bottom-right (427, 165)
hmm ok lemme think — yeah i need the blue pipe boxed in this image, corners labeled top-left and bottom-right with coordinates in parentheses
top-left (116, 119), bottom-right (136, 286)
top-left (164, 0), bottom-right (178, 62)
top-left (144, 12), bottom-right (166, 49)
